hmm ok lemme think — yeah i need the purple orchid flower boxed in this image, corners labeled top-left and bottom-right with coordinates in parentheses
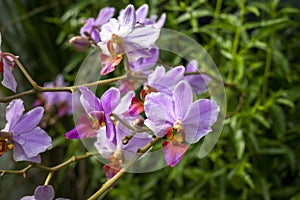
top-left (41, 74), bottom-right (73, 117)
top-left (21, 185), bottom-right (69, 200)
top-left (1, 99), bottom-right (51, 163)
top-left (95, 116), bottom-right (152, 179)
top-left (144, 80), bottom-right (220, 167)
top-left (65, 86), bottom-right (120, 144)
top-left (99, 4), bottom-right (160, 75)
top-left (0, 32), bottom-right (17, 92)
top-left (80, 7), bottom-right (115, 43)
top-left (184, 60), bottom-right (212, 94)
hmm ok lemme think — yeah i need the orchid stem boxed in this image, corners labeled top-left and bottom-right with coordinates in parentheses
top-left (44, 172), bottom-right (54, 185)
top-left (3, 53), bottom-right (39, 89)
top-left (111, 113), bottom-right (136, 131)
top-left (124, 55), bottom-right (130, 72)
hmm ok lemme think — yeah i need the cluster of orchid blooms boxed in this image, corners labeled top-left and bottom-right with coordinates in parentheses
top-left (0, 4), bottom-right (220, 199)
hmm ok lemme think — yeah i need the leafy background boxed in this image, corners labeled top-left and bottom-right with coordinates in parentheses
top-left (0, 0), bottom-right (300, 199)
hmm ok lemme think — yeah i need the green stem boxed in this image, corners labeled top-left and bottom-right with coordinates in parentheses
top-left (214, 0), bottom-right (223, 19)
top-left (44, 172), bottom-right (54, 185)
top-left (227, 0), bottom-right (246, 82)
top-left (260, 39), bottom-right (273, 103)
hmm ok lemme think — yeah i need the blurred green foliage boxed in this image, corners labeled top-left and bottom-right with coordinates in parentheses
top-left (1, 0), bottom-right (300, 199)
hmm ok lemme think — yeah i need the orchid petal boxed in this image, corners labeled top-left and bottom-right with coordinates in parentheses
top-left (114, 91), bottom-right (135, 114)
top-left (5, 99), bottom-right (24, 131)
top-left (105, 117), bottom-right (117, 144)
top-left (12, 127), bottom-right (51, 158)
top-left (2, 58), bottom-right (17, 92)
top-left (100, 53), bottom-right (122, 75)
top-left (13, 143), bottom-right (41, 163)
top-left (173, 81), bottom-right (193, 119)
top-left (119, 5), bottom-right (136, 34)
top-left (100, 87), bottom-right (120, 114)
top-left (136, 4), bottom-right (149, 23)
top-left (94, 128), bottom-right (116, 159)
top-left (162, 141), bottom-right (189, 167)
top-left (79, 86), bottom-right (102, 113)
top-left (184, 99), bottom-right (220, 144)
top-left (125, 26), bottom-right (160, 48)
top-left (95, 7), bottom-right (115, 25)
top-left (144, 92), bottom-right (175, 123)
top-left (34, 185), bottom-right (55, 200)
top-left (13, 107), bottom-right (44, 133)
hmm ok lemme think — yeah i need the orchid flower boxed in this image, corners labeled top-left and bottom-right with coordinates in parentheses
top-left (0, 99), bottom-right (51, 163)
top-left (80, 7), bottom-right (115, 43)
top-left (144, 81), bottom-right (220, 166)
top-left (65, 86), bottom-right (120, 144)
top-left (99, 4), bottom-right (160, 75)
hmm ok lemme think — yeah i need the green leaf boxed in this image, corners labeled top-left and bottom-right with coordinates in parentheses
top-left (253, 113), bottom-right (271, 129)
top-left (246, 6), bottom-right (260, 16)
top-left (244, 17), bottom-right (290, 29)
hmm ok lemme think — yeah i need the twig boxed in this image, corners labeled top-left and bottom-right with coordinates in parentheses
top-left (0, 152), bottom-right (94, 178)
top-left (0, 165), bottom-right (32, 178)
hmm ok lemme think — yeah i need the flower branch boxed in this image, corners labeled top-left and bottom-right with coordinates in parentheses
top-left (0, 152), bottom-right (94, 178)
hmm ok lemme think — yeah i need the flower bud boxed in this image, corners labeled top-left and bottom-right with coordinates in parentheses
top-left (69, 36), bottom-right (90, 51)
top-left (133, 118), bottom-right (145, 127)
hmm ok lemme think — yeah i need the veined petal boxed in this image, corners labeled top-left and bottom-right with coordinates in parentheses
top-left (184, 99), bottom-right (220, 144)
top-left (144, 92), bottom-right (175, 123)
top-left (94, 127), bottom-right (116, 159)
top-left (161, 66), bottom-right (185, 88)
top-left (65, 113), bottom-right (101, 139)
top-left (162, 141), bottom-right (189, 167)
top-left (119, 4), bottom-right (136, 35)
top-left (126, 96), bottom-right (144, 116)
top-left (114, 91), bottom-right (135, 114)
top-left (136, 4), bottom-right (149, 23)
top-left (34, 185), bottom-right (55, 200)
top-left (100, 53), bottom-right (122, 75)
top-left (99, 19), bottom-right (120, 42)
top-left (5, 99), bottom-right (24, 131)
top-left (125, 26), bottom-right (160, 48)
top-left (95, 7), bottom-right (115, 25)
top-left (79, 86), bottom-right (102, 113)
top-left (173, 81), bottom-right (193, 119)
top-left (103, 164), bottom-right (121, 180)
top-left (122, 132), bottom-right (152, 161)
top-left (13, 106), bottom-right (44, 133)
top-left (144, 119), bottom-right (171, 137)
top-left (153, 13), bottom-right (166, 28)
top-left (13, 143), bottom-right (41, 163)
top-left (80, 18), bottom-right (95, 37)
top-left (12, 127), bottom-right (51, 158)
top-left (100, 87), bottom-right (120, 114)
top-left (2, 58), bottom-right (17, 92)
top-left (105, 116), bottom-right (117, 144)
